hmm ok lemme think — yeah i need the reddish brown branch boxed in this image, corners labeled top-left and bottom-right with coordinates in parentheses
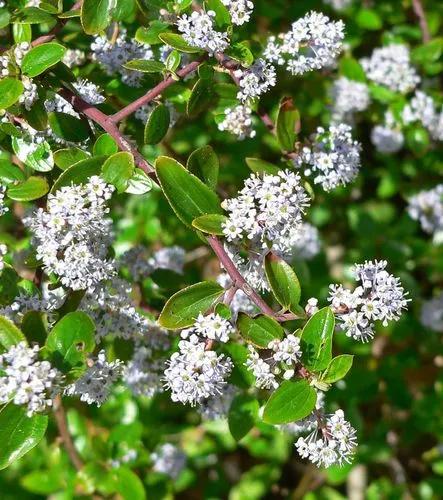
top-left (412, 0), bottom-right (431, 43)
top-left (53, 395), bottom-right (84, 470)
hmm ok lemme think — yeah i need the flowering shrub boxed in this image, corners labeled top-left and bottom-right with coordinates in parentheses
top-left (0, 0), bottom-right (442, 498)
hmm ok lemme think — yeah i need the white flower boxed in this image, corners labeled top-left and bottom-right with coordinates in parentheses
top-left (295, 409), bottom-right (357, 468)
top-left (188, 313), bottom-right (235, 343)
top-left (73, 79), bottom-right (105, 105)
top-left (198, 384), bottom-right (237, 420)
top-left (402, 91), bottom-right (443, 142)
top-left (124, 345), bottom-right (167, 398)
top-left (268, 334), bottom-right (302, 364)
top-left (421, 292), bottom-right (443, 332)
top-left (407, 185), bottom-right (443, 236)
top-left (330, 77), bottom-right (370, 122)
top-left (371, 124), bottom-right (404, 154)
top-left (221, 0), bottom-right (254, 25)
top-left (151, 444), bottom-right (186, 479)
top-left (64, 350), bottom-right (123, 406)
top-left (234, 59), bottom-right (276, 103)
top-left (177, 10), bottom-right (229, 54)
top-left (0, 243), bottom-right (6, 272)
top-left (0, 186), bottom-right (8, 216)
top-left (272, 222), bottom-right (321, 261)
top-left (361, 44), bottom-right (419, 94)
top-left (19, 76), bottom-right (38, 111)
top-left (0, 342), bottom-right (61, 416)
top-left (264, 11), bottom-right (345, 76)
top-left (62, 49), bottom-right (86, 68)
top-left (296, 124), bottom-right (361, 191)
top-left (222, 170), bottom-right (310, 246)
top-left (329, 260), bottom-right (409, 342)
top-left (245, 345), bottom-right (278, 389)
top-left (218, 104), bottom-right (256, 139)
top-left (163, 335), bottom-right (233, 406)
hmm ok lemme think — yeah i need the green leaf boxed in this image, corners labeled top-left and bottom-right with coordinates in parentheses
top-left (369, 83), bottom-right (398, 103)
top-left (155, 156), bottom-right (222, 228)
top-left (14, 7), bottom-right (55, 25)
top-left (114, 467), bottom-right (146, 500)
top-left (214, 302), bottom-right (232, 320)
top-left (264, 253), bottom-right (301, 313)
top-left (0, 160), bottom-right (26, 184)
top-left (322, 355), bottom-right (354, 383)
top-left (224, 343), bottom-right (255, 388)
top-left (102, 152), bottom-right (135, 193)
top-left (192, 214), bottom-right (227, 235)
top-left (0, 315), bottom-right (26, 349)
top-left (262, 379), bottom-right (316, 425)
top-left (187, 78), bottom-right (215, 117)
top-left (123, 59), bottom-right (166, 73)
top-left (81, 0), bottom-right (114, 34)
top-left (245, 157), bottom-right (280, 175)
top-left (21, 311), bottom-right (47, 346)
top-left (93, 134), bottom-right (118, 156)
top-left (276, 97), bottom-right (299, 152)
top-left (12, 137), bottom-right (54, 172)
top-left (206, 0), bottom-right (231, 27)
top-left (236, 313), bottom-right (284, 348)
top-left (356, 9), bottom-right (382, 30)
top-left (226, 42), bottom-right (254, 67)
top-left (300, 307), bottom-right (335, 371)
top-left (228, 394), bottom-right (259, 441)
top-left (187, 145), bottom-right (219, 189)
top-left (45, 311), bottom-right (95, 373)
top-left (412, 38), bottom-right (443, 65)
top-left (51, 155), bottom-right (105, 193)
top-left (144, 103), bottom-right (170, 145)
top-left (339, 57), bottom-right (366, 82)
top-left (23, 99), bottom-right (49, 131)
top-left (125, 168), bottom-right (154, 195)
top-left (48, 112), bottom-right (90, 143)
top-left (158, 281), bottom-right (224, 329)
top-left (135, 22), bottom-right (170, 45)
top-left (0, 405), bottom-right (48, 470)
top-left (0, 78), bottom-right (24, 109)
top-left (164, 49), bottom-right (181, 72)
top-left (54, 148), bottom-right (89, 170)
top-left (7, 176), bottom-right (49, 201)
top-left (21, 43), bottom-right (66, 77)
top-left (0, 267), bottom-right (20, 307)
top-left (158, 33), bottom-right (202, 53)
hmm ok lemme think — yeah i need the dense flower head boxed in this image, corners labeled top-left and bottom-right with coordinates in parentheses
top-left (273, 222), bottom-right (321, 261)
top-left (124, 345), bottom-right (167, 398)
top-left (177, 10), bottom-right (229, 54)
top-left (420, 292), bottom-right (443, 332)
top-left (218, 104), bottom-right (256, 139)
top-left (329, 260), bottom-right (409, 342)
top-left (181, 313), bottom-right (234, 343)
top-left (163, 335), bottom-right (233, 406)
top-left (360, 44), bottom-right (420, 94)
top-left (62, 48), bottom-right (85, 68)
top-left (407, 185), bottom-right (443, 236)
top-left (64, 350), bottom-right (123, 406)
top-left (217, 273), bottom-right (258, 320)
top-left (296, 124), bottom-right (361, 191)
top-left (0, 186), bottom-right (8, 216)
top-left (198, 384), bottom-right (237, 420)
top-left (0, 342), bottom-right (61, 416)
top-left (403, 90), bottom-right (443, 141)
top-left (330, 77), bottom-right (370, 122)
top-left (91, 29), bottom-right (154, 87)
top-left (151, 444), bottom-right (186, 479)
top-left (268, 334), bottom-right (302, 365)
top-left (234, 58), bottom-right (277, 102)
top-left (19, 76), bottom-right (38, 111)
top-left (295, 409), bottom-right (357, 468)
top-left (371, 123), bottom-right (404, 154)
top-left (264, 11), bottom-right (345, 75)
top-left (72, 79), bottom-right (105, 105)
top-left (0, 243), bottom-right (6, 272)
top-left (221, 170), bottom-right (310, 246)
top-left (245, 345), bottom-right (278, 389)
top-left (221, 0), bottom-right (254, 25)
top-left (24, 176), bottom-right (115, 290)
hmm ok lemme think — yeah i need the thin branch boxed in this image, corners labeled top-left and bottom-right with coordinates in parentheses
top-left (111, 59), bottom-right (205, 123)
top-left (53, 395), bottom-right (84, 470)
top-left (412, 0), bottom-right (431, 43)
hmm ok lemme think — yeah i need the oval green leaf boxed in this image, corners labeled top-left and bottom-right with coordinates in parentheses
top-left (264, 253), bottom-right (301, 314)
top-left (102, 151), bottom-right (135, 193)
top-left (228, 394), bottom-right (259, 441)
top-left (187, 145), bottom-right (219, 189)
top-left (123, 59), bottom-right (165, 73)
top-left (144, 103), bottom-right (170, 145)
top-left (0, 78), bottom-right (24, 109)
top-left (0, 315), bottom-right (26, 349)
top-left (322, 354), bottom-right (354, 383)
top-left (236, 313), bottom-right (284, 348)
top-left (192, 214), bottom-right (227, 235)
top-left (300, 307), bottom-right (335, 372)
top-left (21, 43), bottom-right (66, 77)
top-left (7, 176), bottom-right (49, 201)
top-left (81, 0), bottom-right (114, 34)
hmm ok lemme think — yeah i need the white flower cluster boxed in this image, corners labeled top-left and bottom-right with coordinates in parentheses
top-left (222, 170), bottom-right (310, 246)
top-left (182, 313), bottom-right (234, 343)
top-left (151, 444), bottom-right (186, 480)
top-left (329, 260), bottom-right (409, 342)
top-left (371, 111), bottom-right (404, 154)
top-left (19, 76), bottom-right (38, 111)
top-left (44, 93), bottom-right (79, 118)
top-left (91, 30), bottom-right (154, 87)
top-left (72, 79), bottom-right (105, 105)
top-left (246, 334), bottom-right (302, 388)
top-left (421, 292), bottom-right (443, 332)
top-left (25, 176), bottom-right (115, 290)
top-left (164, 334), bottom-right (233, 406)
top-left (64, 350), bottom-right (123, 406)
top-left (62, 48), bottom-right (86, 68)
top-left (296, 124), bottom-right (361, 191)
top-left (177, 10), bottom-right (229, 54)
top-left (264, 12), bottom-right (345, 76)
top-left (330, 77), bottom-right (370, 122)
top-left (0, 42), bottom-right (30, 76)
top-left (0, 290), bottom-right (64, 325)
top-left (226, 245), bottom-right (269, 291)
top-left (218, 104), bottom-right (256, 139)
top-left (407, 185), bottom-right (443, 236)
top-left (218, 273), bottom-right (257, 320)
top-left (120, 245), bottom-right (185, 281)
top-left (0, 342), bottom-right (60, 416)
top-left (402, 91), bottom-right (443, 141)
top-left (234, 59), bottom-right (277, 103)
top-left (295, 410), bottom-right (357, 468)
top-left (198, 384), bottom-right (237, 420)
top-left (273, 222), bottom-right (321, 261)
top-left (0, 243), bottom-right (6, 272)
top-left (79, 278), bottom-right (150, 342)
top-left (221, 0), bottom-right (254, 25)
top-left (0, 185), bottom-right (7, 216)
top-left (360, 44), bottom-right (420, 94)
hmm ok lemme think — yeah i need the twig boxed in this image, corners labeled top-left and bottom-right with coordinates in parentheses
top-left (412, 0), bottom-right (431, 43)
top-left (53, 395), bottom-right (84, 470)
